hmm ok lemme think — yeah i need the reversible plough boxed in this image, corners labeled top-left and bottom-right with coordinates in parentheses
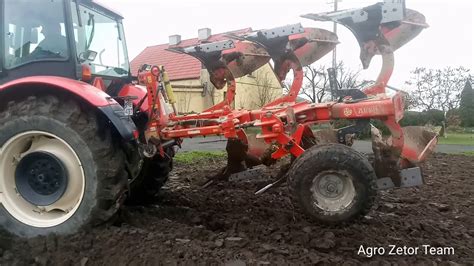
top-left (137, 1), bottom-right (437, 222)
top-left (131, 1), bottom-right (438, 222)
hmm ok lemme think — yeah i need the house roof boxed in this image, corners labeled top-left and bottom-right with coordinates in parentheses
top-left (130, 28), bottom-right (252, 81)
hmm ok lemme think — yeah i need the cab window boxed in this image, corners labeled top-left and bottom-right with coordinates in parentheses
top-left (3, 0), bottom-right (68, 69)
top-left (70, 2), bottom-right (130, 78)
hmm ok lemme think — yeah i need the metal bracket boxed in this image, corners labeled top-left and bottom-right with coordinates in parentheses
top-left (241, 24), bottom-right (304, 43)
top-left (376, 167), bottom-right (424, 189)
top-left (228, 166), bottom-right (266, 182)
top-left (301, 1), bottom-right (404, 25)
top-left (255, 23), bottom-right (305, 39)
top-left (380, 0), bottom-right (405, 23)
top-left (182, 40), bottom-right (235, 54)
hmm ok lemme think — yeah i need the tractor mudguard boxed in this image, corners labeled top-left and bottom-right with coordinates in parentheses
top-left (0, 76), bottom-right (137, 141)
top-left (98, 104), bottom-right (136, 141)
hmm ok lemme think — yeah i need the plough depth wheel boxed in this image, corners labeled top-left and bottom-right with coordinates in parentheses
top-left (288, 144), bottom-right (377, 224)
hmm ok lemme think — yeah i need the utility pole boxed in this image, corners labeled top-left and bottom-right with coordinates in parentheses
top-left (327, 0), bottom-right (340, 100)
top-left (331, 0), bottom-right (339, 70)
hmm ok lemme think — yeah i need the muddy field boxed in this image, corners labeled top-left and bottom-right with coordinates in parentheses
top-left (1, 153), bottom-right (473, 265)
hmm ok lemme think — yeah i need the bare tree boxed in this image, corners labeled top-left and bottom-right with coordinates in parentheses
top-left (282, 78), bottom-right (292, 95)
top-left (301, 61), bottom-right (366, 103)
top-left (338, 62), bottom-right (367, 90)
top-left (406, 66), bottom-right (471, 112)
top-left (301, 65), bottom-right (328, 103)
top-left (403, 93), bottom-right (418, 110)
top-left (252, 72), bottom-right (280, 108)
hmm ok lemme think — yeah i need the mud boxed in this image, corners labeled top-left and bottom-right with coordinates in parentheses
top-left (1, 153), bottom-right (473, 265)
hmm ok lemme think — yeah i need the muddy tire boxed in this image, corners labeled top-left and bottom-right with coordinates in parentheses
top-left (0, 95), bottom-right (128, 238)
top-left (301, 134), bottom-right (317, 149)
top-left (291, 134), bottom-right (317, 163)
top-left (288, 144), bottom-right (376, 224)
top-left (129, 148), bottom-right (174, 203)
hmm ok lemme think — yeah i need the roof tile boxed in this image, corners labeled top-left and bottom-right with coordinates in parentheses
top-left (130, 28), bottom-right (252, 81)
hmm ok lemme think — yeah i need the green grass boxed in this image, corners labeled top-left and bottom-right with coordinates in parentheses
top-left (438, 133), bottom-right (474, 145)
top-left (174, 151), bottom-right (226, 164)
top-left (462, 151), bottom-right (474, 156)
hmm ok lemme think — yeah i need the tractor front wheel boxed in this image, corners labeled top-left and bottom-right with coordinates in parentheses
top-left (288, 144), bottom-right (377, 224)
top-left (0, 96), bottom-right (128, 237)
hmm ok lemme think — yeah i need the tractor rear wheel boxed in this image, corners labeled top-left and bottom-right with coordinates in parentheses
top-left (288, 144), bottom-right (376, 224)
top-left (0, 95), bottom-right (128, 237)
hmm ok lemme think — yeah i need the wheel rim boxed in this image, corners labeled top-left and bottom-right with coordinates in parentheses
top-left (15, 151), bottom-right (69, 206)
top-left (310, 170), bottom-right (356, 212)
top-left (0, 131), bottom-right (85, 228)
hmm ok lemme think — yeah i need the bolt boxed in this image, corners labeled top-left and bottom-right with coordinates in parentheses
top-left (327, 184), bottom-right (335, 193)
top-left (12, 155), bottom-right (21, 165)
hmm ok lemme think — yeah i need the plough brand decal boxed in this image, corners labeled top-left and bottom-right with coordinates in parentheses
top-left (343, 108), bottom-right (353, 117)
top-left (356, 106), bottom-right (382, 116)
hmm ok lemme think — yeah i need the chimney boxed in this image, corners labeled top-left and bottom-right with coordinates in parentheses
top-left (169, 34), bottom-right (181, 45)
top-left (198, 28), bottom-right (211, 41)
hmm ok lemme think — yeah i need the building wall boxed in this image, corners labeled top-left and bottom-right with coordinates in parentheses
top-left (169, 63), bottom-right (283, 113)
top-left (234, 64), bottom-right (283, 109)
top-left (170, 78), bottom-right (207, 114)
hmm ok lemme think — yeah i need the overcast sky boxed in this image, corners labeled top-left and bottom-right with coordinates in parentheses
top-left (104, 0), bottom-right (473, 88)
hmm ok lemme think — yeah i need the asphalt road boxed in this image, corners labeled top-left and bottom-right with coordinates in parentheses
top-left (179, 136), bottom-right (474, 154)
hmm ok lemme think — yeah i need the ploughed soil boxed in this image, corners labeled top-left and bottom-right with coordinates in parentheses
top-left (1, 153), bottom-right (473, 265)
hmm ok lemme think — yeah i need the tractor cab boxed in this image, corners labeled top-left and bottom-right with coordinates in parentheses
top-left (0, 0), bottom-right (131, 93)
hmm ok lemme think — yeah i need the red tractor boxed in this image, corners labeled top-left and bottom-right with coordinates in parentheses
top-left (0, 0), bottom-right (436, 238)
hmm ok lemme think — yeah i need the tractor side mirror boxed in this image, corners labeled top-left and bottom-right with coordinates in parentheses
top-left (30, 28), bottom-right (39, 44)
